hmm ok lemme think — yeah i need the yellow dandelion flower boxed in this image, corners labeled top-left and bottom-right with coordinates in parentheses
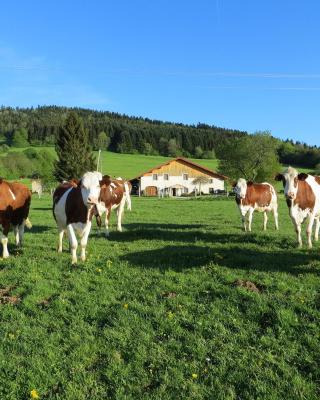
top-left (96, 268), bottom-right (102, 273)
top-left (192, 373), bottom-right (198, 379)
top-left (123, 303), bottom-right (129, 309)
top-left (30, 389), bottom-right (40, 399)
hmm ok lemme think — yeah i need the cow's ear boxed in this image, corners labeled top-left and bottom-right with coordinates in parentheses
top-left (247, 181), bottom-right (253, 186)
top-left (274, 174), bottom-right (283, 181)
top-left (314, 176), bottom-right (320, 185)
top-left (231, 181), bottom-right (237, 188)
top-left (100, 175), bottom-right (111, 187)
top-left (298, 173), bottom-right (308, 181)
top-left (69, 178), bottom-right (79, 187)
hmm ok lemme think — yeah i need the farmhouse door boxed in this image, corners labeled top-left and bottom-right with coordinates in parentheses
top-left (145, 186), bottom-right (158, 196)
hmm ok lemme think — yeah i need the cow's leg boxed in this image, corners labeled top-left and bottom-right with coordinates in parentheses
top-left (57, 227), bottom-right (65, 253)
top-left (67, 224), bottom-right (78, 264)
top-left (248, 208), bottom-right (254, 232)
top-left (294, 221), bottom-right (303, 248)
top-left (241, 213), bottom-right (247, 231)
top-left (80, 222), bottom-right (92, 262)
top-left (314, 217), bottom-right (320, 241)
top-left (263, 212), bottom-right (268, 231)
top-left (306, 215), bottom-right (316, 249)
top-left (1, 223), bottom-right (10, 258)
top-left (117, 201), bottom-right (125, 232)
top-left (239, 207), bottom-right (247, 231)
top-left (13, 225), bottom-right (20, 246)
top-left (18, 222), bottom-right (26, 246)
top-left (273, 206), bottom-right (279, 230)
top-left (104, 208), bottom-right (110, 238)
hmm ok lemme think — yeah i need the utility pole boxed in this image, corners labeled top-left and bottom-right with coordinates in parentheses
top-left (97, 149), bottom-right (101, 172)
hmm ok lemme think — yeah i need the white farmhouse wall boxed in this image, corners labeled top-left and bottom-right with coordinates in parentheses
top-left (140, 174), bottom-right (224, 194)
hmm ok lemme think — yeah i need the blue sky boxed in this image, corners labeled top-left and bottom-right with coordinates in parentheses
top-left (0, 1), bottom-right (319, 145)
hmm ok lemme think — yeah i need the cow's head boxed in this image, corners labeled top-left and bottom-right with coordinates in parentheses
top-left (100, 175), bottom-right (112, 188)
top-left (79, 171), bottom-right (103, 207)
top-left (233, 178), bottom-right (247, 199)
top-left (275, 167), bottom-right (308, 200)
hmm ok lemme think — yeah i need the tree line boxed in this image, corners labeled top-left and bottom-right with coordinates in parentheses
top-left (0, 106), bottom-right (246, 160)
top-left (0, 105), bottom-right (319, 171)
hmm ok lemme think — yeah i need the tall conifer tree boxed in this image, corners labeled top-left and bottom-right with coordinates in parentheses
top-left (54, 112), bottom-right (95, 181)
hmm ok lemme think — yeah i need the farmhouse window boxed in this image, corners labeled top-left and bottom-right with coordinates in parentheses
top-left (183, 188), bottom-right (188, 194)
top-left (209, 179), bottom-right (213, 183)
top-left (153, 174), bottom-right (158, 181)
top-left (183, 173), bottom-right (188, 180)
top-left (164, 174), bottom-right (169, 180)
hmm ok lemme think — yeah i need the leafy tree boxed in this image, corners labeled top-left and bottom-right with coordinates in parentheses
top-left (167, 138), bottom-right (180, 157)
top-left (192, 176), bottom-right (210, 196)
top-left (203, 149), bottom-right (216, 159)
top-left (159, 137), bottom-right (169, 156)
top-left (218, 131), bottom-right (281, 181)
top-left (142, 142), bottom-right (154, 155)
top-left (0, 144), bottom-right (9, 153)
top-left (93, 131), bottom-right (110, 150)
top-left (195, 146), bottom-right (204, 158)
top-left (54, 112), bottom-right (95, 181)
top-left (11, 128), bottom-right (29, 147)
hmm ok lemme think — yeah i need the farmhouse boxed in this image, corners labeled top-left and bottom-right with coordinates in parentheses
top-left (130, 157), bottom-right (227, 196)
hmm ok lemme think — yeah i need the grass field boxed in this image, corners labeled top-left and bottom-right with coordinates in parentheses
top-left (0, 194), bottom-right (319, 399)
top-left (1, 146), bottom-right (220, 180)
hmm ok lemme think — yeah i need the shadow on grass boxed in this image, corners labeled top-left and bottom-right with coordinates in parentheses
top-left (96, 223), bottom-right (294, 249)
top-left (125, 223), bottom-right (208, 230)
top-left (29, 225), bottom-right (53, 233)
top-left (120, 244), bottom-right (320, 275)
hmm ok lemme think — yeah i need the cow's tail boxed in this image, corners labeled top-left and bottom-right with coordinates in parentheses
top-left (124, 182), bottom-right (132, 211)
top-left (25, 218), bottom-right (32, 229)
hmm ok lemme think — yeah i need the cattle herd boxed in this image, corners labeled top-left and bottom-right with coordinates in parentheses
top-left (234, 166), bottom-right (320, 249)
top-left (0, 166), bottom-right (319, 263)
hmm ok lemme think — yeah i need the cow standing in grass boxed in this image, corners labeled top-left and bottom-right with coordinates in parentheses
top-left (97, 177), bottom-right (132, 237)
top-left (53, 172), bottom-right (109, 264)
top-left (275, 167), bottom-right (320, 248)
top-left (233, 178), bottom-right (279, 232)
top-left (0, 179), bottom-right (32, 258)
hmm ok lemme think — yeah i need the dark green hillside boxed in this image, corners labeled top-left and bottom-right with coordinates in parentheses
top-left (0, 106), bottom-right (319, 169)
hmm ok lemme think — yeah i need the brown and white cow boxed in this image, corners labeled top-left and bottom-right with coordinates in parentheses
top-left (53, 172), bottom-right (110, 264)
top-left (96, 177), bottom-right (132, 237)
top-left (275, 167), bottom-right (320, 248)
top-left (233, 178), bottom-right (279, 232)
top-left (0, 179), bottom-right (32, 258)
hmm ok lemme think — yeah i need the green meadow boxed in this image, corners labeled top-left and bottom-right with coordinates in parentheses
top-left (1, 146), bottom-right (219, 180)
top-left (0, 193), bottom-right (319, 399)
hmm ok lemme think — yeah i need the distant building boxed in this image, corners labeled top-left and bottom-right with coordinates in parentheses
top-left (130, 157), bottom-right (227, 197)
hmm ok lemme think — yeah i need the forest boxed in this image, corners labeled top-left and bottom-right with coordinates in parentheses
top-left (0, 105), bottom-right (319, 170)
